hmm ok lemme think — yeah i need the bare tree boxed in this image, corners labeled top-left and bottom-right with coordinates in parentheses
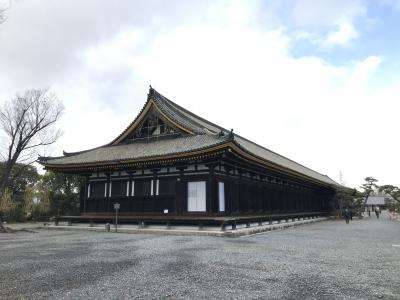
top-left (0, 2), bottom-right (8, 25)
top-left (0, 89), bottom-right (64, 198)
top-left (0, 9), bottom-right (5, 25)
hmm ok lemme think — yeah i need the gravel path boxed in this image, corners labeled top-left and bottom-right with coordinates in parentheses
top-left (0, 213), bottom-right (399, 300)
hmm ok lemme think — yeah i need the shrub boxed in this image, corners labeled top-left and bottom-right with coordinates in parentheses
top-left (0, 189), bottom-right (26, 222)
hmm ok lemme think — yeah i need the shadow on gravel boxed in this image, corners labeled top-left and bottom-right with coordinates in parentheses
top-left (0, 226), bottom-right (37, 234)
top-left (1, 259), bottom-right (139, 299)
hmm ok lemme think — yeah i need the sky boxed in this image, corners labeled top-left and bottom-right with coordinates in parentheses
top-left (0, 0), bottom-right (399, 189)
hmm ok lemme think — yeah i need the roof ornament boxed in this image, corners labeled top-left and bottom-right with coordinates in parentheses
top-left (37, 155), bottom-right (47, 162)
top-left (218, 130), bottom-right (225, 137)
top-left (147, 84), bottom-right (155, 100)
top-left (229, 128), bottom-right (234, 140)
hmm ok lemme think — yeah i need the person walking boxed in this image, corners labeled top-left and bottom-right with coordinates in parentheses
top-left (375, 207), bottom-right (380, 218)
top-left (344, 209), bottom-right (351, 224)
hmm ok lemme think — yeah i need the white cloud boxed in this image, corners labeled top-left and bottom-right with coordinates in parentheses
top-left (322, 21), bottom-right (359, 48)
top-left (288, 0), bottom-right (366, 48)
top-left (291, 0), bottom-right (366, 27)
top-left (347, 56), bottom-right (382, 88)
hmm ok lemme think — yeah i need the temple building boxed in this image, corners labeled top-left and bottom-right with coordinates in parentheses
top-left (39, 87), bottom-right (339, 225)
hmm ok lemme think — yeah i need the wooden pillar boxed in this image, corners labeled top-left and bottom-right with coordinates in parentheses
top-left (80, 181), bottom-right (85, 214)
top-left (290, 187), bottom-right (294, 212)
top-left (234, 177), bottom-right (240, 214)
top-left (237, 169), bottom-right (243, 213)
top-left (264, 184), bottom-right (270, 212)
top-left (283, 184), bottom-right (289, 212)
top-left (296, 191), bottom-right (300, 212)
top-left (275, 184), bottom-right (281, 212)
top-left (151, 169), bottom-right (159, 213)
top-left (284, 186), bottom-right (289, 212)
top-left (105, 171), bottom-right (111, 213)
top-left (254, 181), bottom-right (260, 213)
top-left (270, 180), bottom-right (277, 212)
top-left (286, 186), bottom-right (291, 212)
top-left (248, 173), bottom-right (255, 213)
top-left (224, 165), bottom-right (233, 214)
top-left (82, 175), bottom-right (89, 214)
top-left (299, 189), bottom-right (303, 211)
top-left (206, 163), bottom-right (218, 214)
top-left (252, 175), bottom-right (258, 213)
top-left (278, 184), bottom-right (284, 212)
top-left (258, 182), bottom-right (263, 213)
top-left (268, 184), bottom-right (275, 213)
top-left (175, 167), bottom-right (186, 213)
top-left (127, 170), bottom-right (136, 212)
top-left (260, 177), bottom-right (267, 213)
top-left (279, 185), bottom-right (284, 212)
top-left (226, 167), bottom-right (240, 214)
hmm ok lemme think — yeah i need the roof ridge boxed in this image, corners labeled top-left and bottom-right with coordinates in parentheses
top-left (107, 87), bottom-right (155, 145)
top-left (150, 87), bottom-right (209, 134)
top-left (160, 93), bottom-right (228, 133)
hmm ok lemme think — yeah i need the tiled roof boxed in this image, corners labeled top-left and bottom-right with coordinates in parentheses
top-left (41, 134), bottom-right (229, 165)
top-left (151, 90), bottom-right (208, 134)
top-left (153, 89), bottom-right (222, 134)
top-left (233, 136), bottom-right (339, 186)
top-left (366, 196), bottom-right (385, 205)
top-left (40, 87), bottom-right (340, 186)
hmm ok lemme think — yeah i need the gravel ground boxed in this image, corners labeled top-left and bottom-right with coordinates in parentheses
top-left (0, 213), bottom-right (399, 300)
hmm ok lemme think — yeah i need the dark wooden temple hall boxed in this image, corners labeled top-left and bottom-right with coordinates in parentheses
top-left (39, 87), bottom-right (340, 228)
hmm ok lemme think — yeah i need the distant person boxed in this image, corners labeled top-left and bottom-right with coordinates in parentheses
top-left (349, 210), bottom-right (353, 221)
top-left (344, 209), bottom-right (350, 224)
top-left (375, 207), bottom-right (380, 218)
top-left (367, 209), bottom-right (371, 217)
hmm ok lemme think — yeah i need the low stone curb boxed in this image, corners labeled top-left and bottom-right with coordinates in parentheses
top-left (227, 217), bottom-right (329, 237)
top-left (46, 217), bottom-right (329, 237)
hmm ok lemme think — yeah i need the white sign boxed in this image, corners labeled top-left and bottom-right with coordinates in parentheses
top-left (114, 203), bottom-right (120, 210)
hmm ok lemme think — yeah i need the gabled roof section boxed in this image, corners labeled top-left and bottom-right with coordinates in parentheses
top-left (110, 87), bottom-right (213, 145)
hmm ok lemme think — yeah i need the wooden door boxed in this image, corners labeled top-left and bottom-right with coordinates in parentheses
top-left (187, 181), bottom-right (206, 212)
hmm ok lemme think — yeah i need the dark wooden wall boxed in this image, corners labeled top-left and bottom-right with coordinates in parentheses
top-left (81, 156), bottom-right (336, 216)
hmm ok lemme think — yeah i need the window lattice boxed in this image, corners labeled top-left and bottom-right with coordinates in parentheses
top-left (128, 112), bottom-right (178, 142)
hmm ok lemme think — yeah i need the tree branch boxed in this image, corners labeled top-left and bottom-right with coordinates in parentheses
top-left (0, 88), bottom-right (64, 196)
